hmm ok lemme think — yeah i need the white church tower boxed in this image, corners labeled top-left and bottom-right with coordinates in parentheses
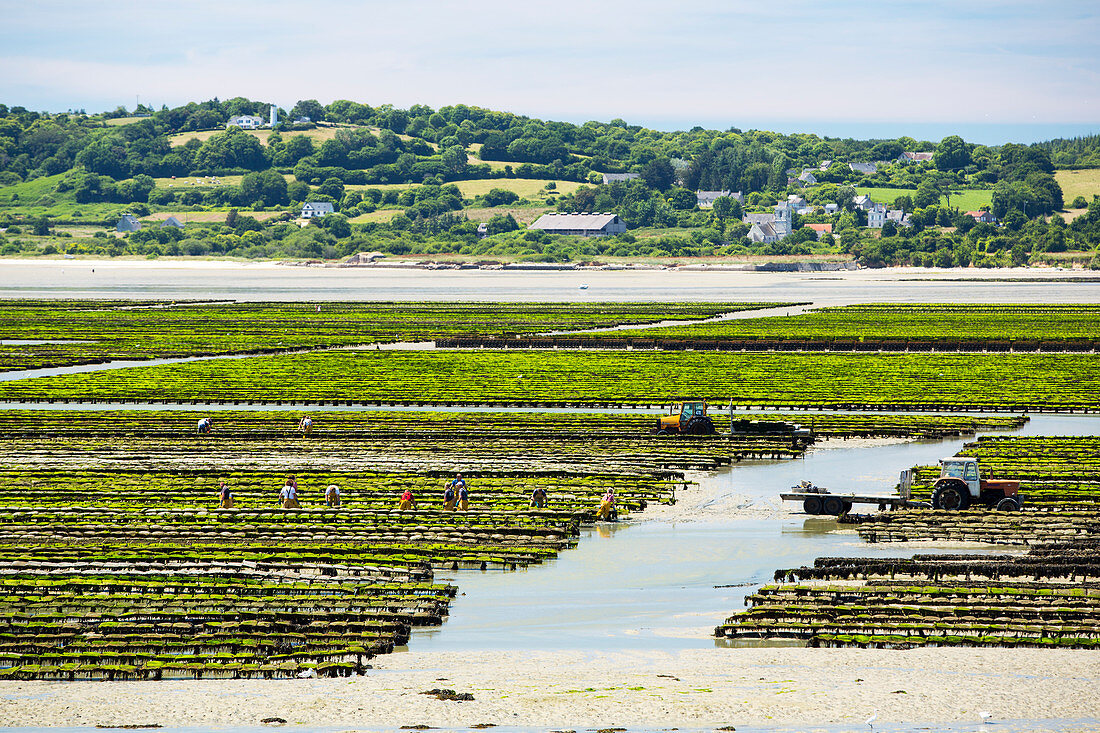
top-left (772, 201), bottom-right (793, 239)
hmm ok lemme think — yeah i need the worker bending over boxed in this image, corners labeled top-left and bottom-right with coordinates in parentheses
top-left (399, 489), bottom-right (415, 511)
top-left (530, 486), bottom-right (548, 508)
top-left (298, 415), bottom-right (313, 435)
top-left (197, 416), bottom-right (214, 434)
top-left (325, 484), bottom-right (341, 508)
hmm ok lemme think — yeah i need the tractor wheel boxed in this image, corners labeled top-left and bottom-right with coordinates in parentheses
top-left (996, 497), bottom-right (1021, 511)
top-left (932, 482), bottom-right (970, 511)
top-left (685, 417), bottom-right (715, 435)
top-left (822, 496), bottom-right (845, 516)
top-left (803, 496), bottom-right (823, 515)
top-left (656, 429), bottom-right (671, 436)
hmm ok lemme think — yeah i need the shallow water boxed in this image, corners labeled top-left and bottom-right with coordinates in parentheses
top-left (407, 414), bottom-right (1100, 653)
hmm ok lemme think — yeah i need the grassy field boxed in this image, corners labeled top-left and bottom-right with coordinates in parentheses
top-left (1055, 168), bottom-right (1100, 204)
top-left (855, 186), bottom-right (992, 211)
top-left (168, 125), bottom-right (361, 148)
top-left (348, 209), bottom-right (402, 224)
top-left (103, 116), bottom-right (153, 126)
top-left (143, 210), bottom-right (284, 223)
top-left (345, 178), bottom-right (581, 199)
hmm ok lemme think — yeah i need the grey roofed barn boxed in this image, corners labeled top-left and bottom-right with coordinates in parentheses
top-left (528, 212), bottom-right (627, 237)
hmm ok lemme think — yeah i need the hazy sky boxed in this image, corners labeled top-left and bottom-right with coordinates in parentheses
top-left (2, 0), bottom-right (1098, 141)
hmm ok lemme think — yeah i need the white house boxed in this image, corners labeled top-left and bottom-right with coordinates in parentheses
top-left (866, 203), bottom-right (887, 228)
top-left (852, 194), bottom-right (874, 211)
top-left (301, 202), bottom-right (335, 219)
top-left (528, 212), bottom-right (627, 237)
top-left (849, 162), bottom-right (877, 175)
top-left (744, 202), bottom-right (794, 244)
top-left (797, 170), bottom-right (817, 186)
top-left (226, 115), bottom-right (264, 130)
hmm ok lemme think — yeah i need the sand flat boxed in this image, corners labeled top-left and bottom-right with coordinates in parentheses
top-left (4, 648), bottom-right (1100, 729)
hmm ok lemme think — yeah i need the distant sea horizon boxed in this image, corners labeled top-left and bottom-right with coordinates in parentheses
top-left (624, 118), bottom-right (1100, 146)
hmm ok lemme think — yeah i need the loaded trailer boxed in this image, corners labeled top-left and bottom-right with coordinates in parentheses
top-left (780, 472), bottom-right (929, 516)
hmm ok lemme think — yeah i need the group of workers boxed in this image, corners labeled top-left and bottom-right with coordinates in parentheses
top-left (204, 413), bottom-right (620, 520)
top-left (216, 476), bottom-right (342, 510)
top-left (198, 415), bottom-right (315, 436)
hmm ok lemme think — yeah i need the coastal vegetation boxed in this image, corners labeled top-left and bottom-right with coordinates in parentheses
top-left (1, 100), bottom-right (1098, 266)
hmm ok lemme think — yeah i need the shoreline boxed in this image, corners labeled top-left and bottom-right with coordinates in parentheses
top-left (4, 648), bottom-right (1099, 729)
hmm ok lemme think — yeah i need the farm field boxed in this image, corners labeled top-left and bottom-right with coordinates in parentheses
top-left (575, 304), bottom-right (1100, 346)
top-left (2, 349), bottom-right (1096, 411)
top-left (1055, 168), bottom-right (1100, 204)
top-left (855, 186), bottom-right (992, 211)
top-left (167, 125), bottom-right (359, 148)
top-left (0, 299), bottom-right (766, 371)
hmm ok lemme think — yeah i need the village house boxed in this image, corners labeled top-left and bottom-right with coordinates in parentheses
top-left (849, 162), bottom-right (877, 175)
top-left (602, 173), bottom-right (640, 185)
top-left (967, 210), bottom-right (996, 224)
top-left (787, 194), bottom-right (807, 209)
top-left (528, 212), bottom-right (627, 237)
top-left (476, 222), bottom-right (489, 238)
top-left (824, 203), bottom-right (839, 214)
top-left (116, 214), bottom-right (141, 232)
top-left (797, 170), bottom-right (817, 186)
top-left (744, 202), bottom-right (794, 244)
top-left (852, 194), bottom-right (875, 211)
top-left (804, 223), bottom-right (833, 240)
top-left (866, 202), bottom-right (887, 228)
top-left (898, 151), bottom-right (934, 164)
top-left (300, 202), bottom-right (335, 219)
top-left (226, 115), bottom-right (264, 130)
top-left (160, 216), bottom-right (184, 229)
top-left (696, 190), bottom-right (743, 208)
top-left (818, 160), bottom-right (832, 171)
top-left (886, 209), bottom-right (910, 227)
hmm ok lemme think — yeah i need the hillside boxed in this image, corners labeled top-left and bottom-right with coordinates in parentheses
top-left (0, 98), bottom-right (1097, 267)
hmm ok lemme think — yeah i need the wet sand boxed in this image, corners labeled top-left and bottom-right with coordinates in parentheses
top-left (4, 648), bottom-right (1100, 729)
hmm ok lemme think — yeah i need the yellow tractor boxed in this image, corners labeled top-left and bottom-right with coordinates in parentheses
top-left (656, 400), bottom-right (716, 435)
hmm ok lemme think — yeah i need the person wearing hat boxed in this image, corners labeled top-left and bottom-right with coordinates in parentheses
top-left (399, 488), bottom-right (415, 511)
top-left (279, 478), bottom-right (299, 509)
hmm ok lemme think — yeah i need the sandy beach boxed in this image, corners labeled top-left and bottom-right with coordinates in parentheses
top-left (4, 647), bottom-right (1100, 730)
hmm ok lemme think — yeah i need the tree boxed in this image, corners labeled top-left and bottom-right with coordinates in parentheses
top-left (640, 157), bottom-right (674, 190)
top-left (668, 187), bottom-right (696, 210)
top-left (240, 170), bottom-right (289, 207)
top-left (934, 135), bottom-right (971, 170)
top-left (914, 178), bottom-right (941, 209)
top-left (710, 195), bottom-right (741, 222)
top-left (441, 145), bottom-right (468, 174)
top-left (289, 99), bottom-right (325, 122)
top-left (32, 215), bottom-right (50, 236)
top-left (322, 213), bottom-right (351, 238)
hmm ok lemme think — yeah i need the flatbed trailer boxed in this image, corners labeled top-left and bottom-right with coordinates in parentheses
top-left (780, 490), bottom-right (928, 515)
top-left (782, 470), bottom-right (929, 515)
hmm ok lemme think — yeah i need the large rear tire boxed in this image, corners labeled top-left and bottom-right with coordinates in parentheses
top-left (822, 496), bottom-right (845, 515)
top-left (803, 496), bottom-right (823, 515)
top-left (932, 481), bottom-right (970, 511)
top-left (685, 417), bottom-right (715, 435)
top-left (996, 497), bottom-right (1021, 511)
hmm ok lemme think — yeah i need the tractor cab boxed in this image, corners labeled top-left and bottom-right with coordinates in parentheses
top-left (940, 458), bottom-right (980, 498)
top-left (656, 401), bottom-right (715, 435)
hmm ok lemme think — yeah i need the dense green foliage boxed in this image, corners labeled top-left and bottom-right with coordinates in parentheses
top-left (1, 99), bottom-right (1096, 265)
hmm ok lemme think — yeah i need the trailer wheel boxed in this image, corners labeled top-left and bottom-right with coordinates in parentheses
top-left (656, 429), bottom-right (670, 436)
top-left (822, 496), bottom-right (845, 516)
top-left (996, 497), bottom-right (1021, 511)
top-left (803, 496), bottom-right (823, 515)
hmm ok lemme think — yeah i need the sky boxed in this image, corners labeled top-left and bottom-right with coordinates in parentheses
top-left (1, 0), bottom-right (1098, 144)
